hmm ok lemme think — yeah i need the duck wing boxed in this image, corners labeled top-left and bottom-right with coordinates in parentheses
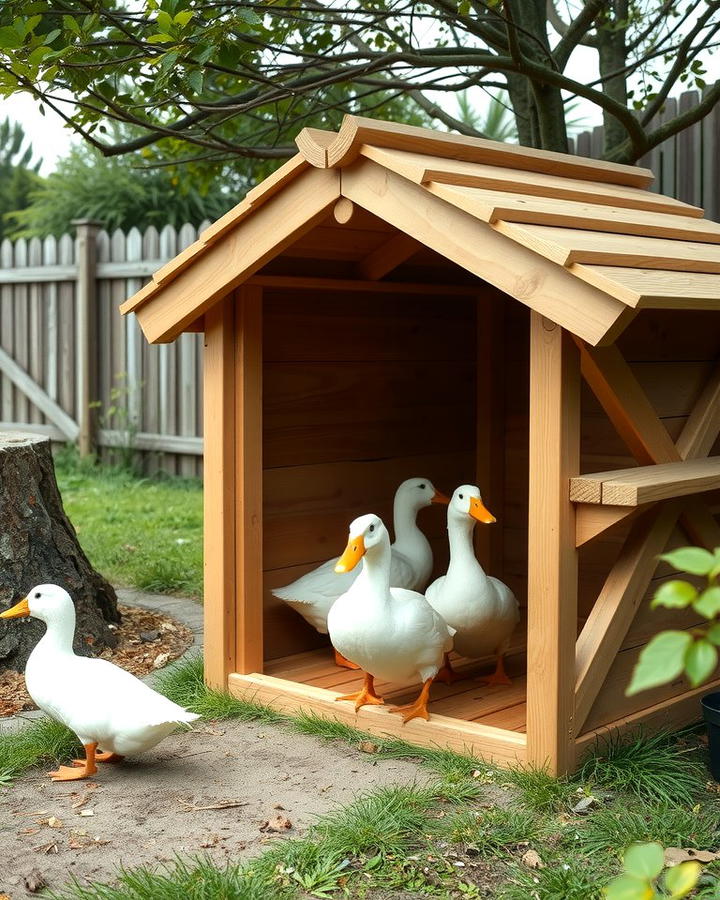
top-left (388, 550), bottom-right (416, 589)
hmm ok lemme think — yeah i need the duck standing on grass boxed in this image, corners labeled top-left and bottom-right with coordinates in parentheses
top-left (327, 514), bottom-right (455, 723)
top-left (0, 584), bottom-right (199, 782)
top-left (426, 485), bottom-right (519, 686)
top-left (273, 478), bottom-right (449, 668)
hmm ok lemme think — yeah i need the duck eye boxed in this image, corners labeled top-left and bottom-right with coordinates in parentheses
top-left (369, 524), bottom-right (375, 533)
top-left (34, 592), bottom-right (41, 599)
top-left (419, 483), bottom-right (426, 489)
top-left (458, 494), bottom-right (464, 500)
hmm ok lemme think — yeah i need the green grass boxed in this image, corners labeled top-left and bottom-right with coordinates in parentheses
top-left (0, 716), bottom-right (80, 782)
top-left (443, 806), bottom-right (546, 856)
top-left (502, 764), bottom-right (577, 812)
top-left (54, 452), bottom-right (202, 597)
top-left (576, 728), bottom-right (706, 804)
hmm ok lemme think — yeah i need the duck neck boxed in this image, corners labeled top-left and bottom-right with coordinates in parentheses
top-left (34, 613), bottom-right (77, 658)
top-left (356, 534), bottom-right (392, 601)
top-left (447, 515), bottom-right (485, 576)
top-left (393, 501), bottom-right (430, 564)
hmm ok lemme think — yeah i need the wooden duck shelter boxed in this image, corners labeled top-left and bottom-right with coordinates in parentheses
top-left (122, 115), bottom-right (720, 775)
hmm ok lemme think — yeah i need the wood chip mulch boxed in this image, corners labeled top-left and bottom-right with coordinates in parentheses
top-left (0, 604), bottom-right (194, 718)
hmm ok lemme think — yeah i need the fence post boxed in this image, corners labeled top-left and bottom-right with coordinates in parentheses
top-left (73, 220), bottom-right (101, 456)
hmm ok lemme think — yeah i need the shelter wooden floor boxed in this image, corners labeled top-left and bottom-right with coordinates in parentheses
top-left (264, 633), bottom-right (528, 733)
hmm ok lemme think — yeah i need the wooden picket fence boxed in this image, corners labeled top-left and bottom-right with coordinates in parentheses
top-left (0, 221), bottom-right (210, 476)
top-left (0, 86), bottom-right (718, 476)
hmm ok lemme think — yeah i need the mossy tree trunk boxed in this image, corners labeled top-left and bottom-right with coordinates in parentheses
top-left (0, 433), bottom-right (120, 672)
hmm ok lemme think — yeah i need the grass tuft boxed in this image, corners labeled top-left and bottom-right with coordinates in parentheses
top-left (154, 654), bottom-right (288, 724)
top-left (503, 764), bottom-right (576, 812)
top-left (576, 729), bottom-right (706, 804)
top-left (577, 801), bottom-right (720, 855)
top-left (442, 806), bottom-right (546, 857)
top-left (0, 717), bottom-right (80, 780)
top-left (502, 858), bottom-right (607, 900)
top-left (52, 854), bottom-right (286, 900)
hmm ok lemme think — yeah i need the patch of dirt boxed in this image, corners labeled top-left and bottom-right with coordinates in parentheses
top-left (0, 719), bottom-right (430, 898)
top-left (0, 606), bottom-right (193, 717)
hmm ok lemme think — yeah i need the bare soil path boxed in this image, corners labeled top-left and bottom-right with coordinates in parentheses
top-left (1, 718), bottom-right (429, 897)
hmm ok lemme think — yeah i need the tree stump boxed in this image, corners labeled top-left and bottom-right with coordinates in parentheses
top-left (0, 433), bottom-right (120, 672)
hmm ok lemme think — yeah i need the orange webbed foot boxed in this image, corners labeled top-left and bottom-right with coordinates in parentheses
top-left (390, 678), bottom-right (433, 724)
top-left (477, 656), bottom-right (512, 687)
top-left (334, 649), bottom-right (360, 670)
top-left (73, 751), bottom-right (123, 766)
top-left (336, 672), bottom-right (384, 711)
top-left (49, 763), bottom-right (97, 782)
top-left (435, 653), bottom-right (461, 685)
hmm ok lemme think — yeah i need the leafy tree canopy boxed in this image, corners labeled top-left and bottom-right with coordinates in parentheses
top-left (0, 1), bottom-right (717, 169)
top-left (0, 117), bottom-right (42, 241)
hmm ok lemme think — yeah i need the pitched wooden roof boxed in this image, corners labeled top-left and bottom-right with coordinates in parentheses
top-left (122, 114), bottom-right (720, 346)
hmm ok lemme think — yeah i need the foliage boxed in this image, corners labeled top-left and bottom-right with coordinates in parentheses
top-left (54, 451), bottom-right (203, 597)
top-left (7, 142), bottom-right (235, 238)
top-left (0, 117), bottom-right (42, 241)
top-left (627, 547), bottom-right (720, 696)
top-left (0, 716), bottom-right (79, 780)
top-left (0, 1), bottom-right (717, 168)
top-left (603, 842), bottom-right (701, 899)
top-left (576, 729), bottom-right (705, 805)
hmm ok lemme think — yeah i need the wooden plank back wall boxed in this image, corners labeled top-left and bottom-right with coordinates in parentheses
top-left (261, 288), bottom-right (478, 659)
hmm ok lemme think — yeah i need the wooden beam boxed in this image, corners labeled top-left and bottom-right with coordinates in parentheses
top-left (0, 346), bottom-right (79, 441)
top-left (333, 198), bottom-right (355, 224)
top-left (131, 167), bottom-right (340, 343)
top-left (575, 340), bottom-right (678, 465)
top-left (247, 274), bottom-right (478, 294)
top-left (228, 672), bottom-right (527, 766)
top-left (356, 231), bottom-right (421, 280)
top-left (574, 503), bottom-right (680, 731)
top-left (342, 159), bottom-right (629, 346)
top-left (570, 457), bottom-right (720, 506)
top-left (676, 360), bottom-right (720, 460)
top-left (475, 289), bottom-right (505, 573)
top-left (575, 504), bottom-right (642, 546)
top-left (203, 300), bottom-right (237, 690)
top-left (576, 674), bottom-right (720, 756)
top-left (570, 265), bottom-right (720, 309)
top-left (526, 314), bottom-right (580, 774)
top-left (235, 284), bottom-right (264, 674)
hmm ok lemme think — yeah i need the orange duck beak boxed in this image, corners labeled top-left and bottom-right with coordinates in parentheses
top-left (469, 497), bottom-right (496, 524)
top-left (0, 597), bottom-right (30, 619)
top-left (335, 535), bottom-right (366, 573)
top-left (431, 490), bottom-right (450, 505)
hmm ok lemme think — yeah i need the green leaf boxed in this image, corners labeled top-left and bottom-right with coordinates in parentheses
top-left (660, 547), bottom-right (716, 576)
top-left (62, 14), bottom-right (81, 35)
top-left (185, 68), bottom-right (203, 95)
top-left (0, 26), bottom-right (24, 48)
top-left (603, 874), bottom-right (654, 900)
top-left (652, 580), bottom-right (697, 610)
top-left (157, 10), bottom-right (173, 31)
top-left (174, 10), bottom-right (193, 26)
top-left (693, 586), bottom-right (720, 619)
top-left (685, 638), bottom-right (718, 688)
top-left (624, 842), bottom-right (665, 881)
top-left (664, 860), bottom-right (702, 898)
top-left (626, 631), bottom-right (692, 696)
top-left (706, 622), bottom-right (720, 646)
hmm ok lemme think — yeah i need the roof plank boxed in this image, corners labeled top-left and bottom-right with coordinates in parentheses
top-left (133, 167), bottom-right (341, 343)
top-left (360, 145), bottom-right (701, 218)
top-left (427, 182), bottom-right (720, 243)
top-left (342, 158), bottom-right (628, 346)
top-left (496, 222), bottom-right (720, 273)
top-left (317, 115), bottom-right (653, 188)
top-left (570, 265), bottom-right (720, 309)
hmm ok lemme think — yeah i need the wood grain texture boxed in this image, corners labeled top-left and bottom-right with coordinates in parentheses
top-left (235, 285), bottom-right (264, 674)
top-left (202, 299), bottom-right (237, 689)
top-left (571, 457), bottom-right (720, 506)
top-left (229, 672), bottom-right (527, 765)
top-left (341, 159), bottom-right (628, 346)
top-left (571, 266), bottom-right (720, 309)
top-left (526, 316), bottom-right (580, 774)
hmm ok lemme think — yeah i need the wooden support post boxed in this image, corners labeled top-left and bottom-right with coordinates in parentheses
top-left (235, 284), bottom-right (264, 674)
top-left (527, 314), bottom-right (580, 774)
top-left (73, 219), bottom-right (101, 456)
top-left (475, 289), bottom-right (505, 574)
top-left (203, 300), bottom-right (237, 690)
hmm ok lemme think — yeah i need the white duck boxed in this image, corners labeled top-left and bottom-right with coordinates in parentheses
top-left (327, 514), bottom-right (455, 722)
top-left (0, 585), bottom-right (199, 782)
top-left (426, 485), bottom-right (519, 686)
top-left (273, 478), bottom-right (448, 667)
